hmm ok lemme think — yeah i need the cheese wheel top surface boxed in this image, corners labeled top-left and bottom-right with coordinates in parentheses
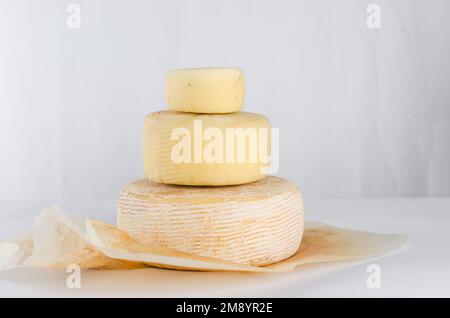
top-left (120, 176), bottom-right (297, 204)
top-left (146, 110), bottom-right (268, 127)
top-left (165, 67), bottom-right (245, 114)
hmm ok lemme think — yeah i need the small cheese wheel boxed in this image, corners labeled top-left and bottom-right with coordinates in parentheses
top-left (142, 111), bottom-right (271, 186)
top-left (165, 68), bottom-right (245, 113)
top-left (117, 177), bottom-right (304, 266)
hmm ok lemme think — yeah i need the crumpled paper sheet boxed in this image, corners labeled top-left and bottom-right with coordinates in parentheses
top-left (0, 206), bottom-right (408, 273)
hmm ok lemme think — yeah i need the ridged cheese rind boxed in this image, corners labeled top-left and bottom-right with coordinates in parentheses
top-left (142, 111), bottom-right (271, 186)
top-left (165, 68), bottom-right (245, 113)
top-left (117, 176), bottom-right (304, 266)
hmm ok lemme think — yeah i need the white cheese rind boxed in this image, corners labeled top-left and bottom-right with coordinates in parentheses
top-left (142, 111), bottom-right (271, 186)
top-left (165, 68), bottom-right (245, 113)
top-left (117, 177), bottom-right (304, 266)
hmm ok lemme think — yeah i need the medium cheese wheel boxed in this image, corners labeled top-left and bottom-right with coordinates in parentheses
top-left (117, 177), bottom-right (304, 266)
top-left (142, 111), bottom-right (271, 186)
top-left (165, 68), bottom-right (245, 113)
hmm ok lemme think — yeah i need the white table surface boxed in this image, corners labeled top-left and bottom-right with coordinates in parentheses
top-left (0, 198), bottom-right (449, 298)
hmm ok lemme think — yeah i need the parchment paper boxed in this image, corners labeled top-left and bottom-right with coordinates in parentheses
top-left (0, 206), bottom-right (407, 273)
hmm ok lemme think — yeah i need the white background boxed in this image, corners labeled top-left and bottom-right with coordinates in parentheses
top-left (1, 0), bottom-right (450, 201)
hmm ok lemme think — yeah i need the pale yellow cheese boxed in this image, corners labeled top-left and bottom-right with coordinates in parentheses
top-left (142, 111), bottom-right (271, 186)
top-left (117, 176), bottom-right (304, 266)
top-left (165, 68), bottom-right (245, 113)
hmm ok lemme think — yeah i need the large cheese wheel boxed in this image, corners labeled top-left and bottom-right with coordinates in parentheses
top-left (165, 68), bottom-right (245, 113)
top-left (117, 177), bottom-right (304, 266)
top-left (142, 111), bottom-right (271, 186)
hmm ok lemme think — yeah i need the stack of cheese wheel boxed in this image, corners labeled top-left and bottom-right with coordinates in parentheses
top-left (117, 68), bottom-right (304, 266)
